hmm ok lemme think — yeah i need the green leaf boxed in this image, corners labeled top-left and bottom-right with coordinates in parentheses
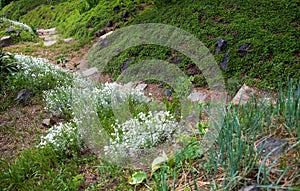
top-left (128, 171), bottom-right (147, 185)
top-left (151, 152), bottom-right (168, 172)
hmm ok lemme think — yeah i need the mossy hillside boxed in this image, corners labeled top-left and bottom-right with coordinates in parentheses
top-left (2, 0), bottom-right (153, 45)
top-left (109, 0), bottom-right (299, 89)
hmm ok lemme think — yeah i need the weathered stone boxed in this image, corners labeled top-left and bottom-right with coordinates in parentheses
top-left (220, 51), bottom-right (230, 70)
top-left (106, 21), bottom-right (113, 27)
top-left (44, 40), bottom-right (57, 46)
top-left (121, 57), bottom-right (132, 73)
top-left (37, 28), bottom-right (57, 35)
top-left (122, 11), bottom-right (130, 18)
top-left (163, 89), bottom-right (172, 97)
top-left (113, 5), bottom-right (120, 11)
top-left (16, 89), bottom-right (32, 103)
top-left (187, 90), bottom-right (208, 103)
top-left (0, 36), bottom-right (12, 47)
top-left (50, 6), bottom-right (55, 10)
top-left (238, 42), bottom-right (250, 57)
top-left (44, 34), bottom-right (59, 41)
top-left (82, 67), bottom-right (98, 76)
top-left (63, 38), bottom-right (74, 43)
top-left (5, 28), bottom-right (15, 33)
top-left (215, 38), bottom-right (227, 55)
top-left (136, 83), bottom-right (148, 90)
top-left (96, 29), bottom-right (106, 37)
top-left (42, 118), bottom-right (53, 127)
top-left (232, 84), bottom-right (256, 105)
top-left (100, 31), bottom-right (113, 40)
top-left (256, 136), bottom-right (287, 159)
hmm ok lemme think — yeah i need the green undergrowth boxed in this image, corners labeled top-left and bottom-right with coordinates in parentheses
top-left (1, 0), bottom-right (154, 46)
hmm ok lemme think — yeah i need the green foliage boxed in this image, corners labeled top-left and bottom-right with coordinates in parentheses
top-left (0, 147), bottom-right (84, 190)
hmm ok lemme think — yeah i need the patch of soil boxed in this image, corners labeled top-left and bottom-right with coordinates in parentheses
top-left (0, 103), bottom-right (51, 161)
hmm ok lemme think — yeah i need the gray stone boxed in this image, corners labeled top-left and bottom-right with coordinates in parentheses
top-left (44, 34), bottom-right (59, 41)
top-left (82, 67), bottom-right (98, 76)
top-left (0, 36), bottom-right (12, 47)
top-left (215, 38), bottom-right (227, 55)
top-left (256, 136), bottom-right (287, 159)
top-left (220, 51), bottom-right (230, 70)
top-left (238, 42), bottom-right (250, 57)
top-left (163, 89), bottom-right (172, 97)
top-left (122, 11), bottom-right (130, 18)
top-left (136, 83), bottom-right (148, 90)
top-left (121, 57), bottom-right (132, 73)
top-left (37, 28), bottom-right (57, 35)
top-left (232, 84), bottom-right (256, 105)
top-left (187, 90), bottom-right (208, 103)
top-left (106, 21), bottom-right (113, 27)
top-left (5, 28), bottom-right (15, 33)
top-left (42, 118), bottom-right (52, 127)
top-left (96, 30), bottom-right (106, 37)
top-left (16, 89), bottom-right (32, 103)
top-left (63, 38), bottom-right (74, 43)
top-left (44, 40), bottom-right (57, 46)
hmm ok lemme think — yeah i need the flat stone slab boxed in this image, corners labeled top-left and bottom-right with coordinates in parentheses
top-left (37, 28), bottom-right (57, 35)
top-left (82, 67), bottom-right (98, 76)
top-left (44, 34), bottom-right (59, 41)
top-left (63, 38), bottom-right (74, 43)
top-left (187, 90), bottom-right (208, 103)
top-left (136, 83), bottom-right (148, 90)
top-left (44, 40), bottom-right (57, 46)
top-left (255, 136), bottom-right (287, 161)
top-left (100, 31), bottom-right (113, 40)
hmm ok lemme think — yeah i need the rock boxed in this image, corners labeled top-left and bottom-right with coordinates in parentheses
top-left (255, 136), bottom-right (287, 160)
top-left (136, 83), bottom-right (148, 90)
top-left (115, 25), bottom-right (120, 29)
top-left (232, 84), bottom-right (256, 105)
top-left (106, 21), bottom-right (113, 27)
top-left (42, 118), bottom-right (53, 127)
top-left (122, 11), bottom-right (130, 18)
top-left (44, 34), bottom-right (59, 41)
top-left (187, 90), bottom-right (208, 103)
top-left (215, 38), bottom-right (227, 55)
top-left (239, 185), bottom-right (260, 191)
top-left (96, 29), bottom-right (106, 37)
top-left (63, 38), bottom-right (74, 43)
top-left (16, 89), bottom-right (32, 103)
top-left (37, 28), bottom-right (57, 35)
top-left (238, 42), bottom-right (250, 57)
top-left (100, 31), bottom-right (113, 40)
top-left (220, 51), bottom-right (230, 70)
top-left (44, 40), bottom-right (57, 46)
top-left (0, 36), bottom-right (12, 47)
top-left (82, 67), bottom-right (98, 77)
top-left (5, 28), bottom-right (15, 33)
top-left (121, 58), bottom-right (132, 73)
top-left (50, 6), bottom-right (55, 10)
top-left (16, 30), bottom-right (21, 36)
top-left (173, 57), bottom-right (181, 65)
top-left (163, 89), bottom-right (172, 97)
top-left (113, 5), bottom-right (120, 11)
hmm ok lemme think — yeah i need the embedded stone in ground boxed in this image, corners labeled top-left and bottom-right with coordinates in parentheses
top-left (136, 83), bottom-right (148, 90)
top-left (44, 40), bottom-right (57, 46)
top-left (187, 90), bottom-right (208, 103)
top-left (82, 67), bottom-right (98, 77)
top-left (255, 136), bottom-right (287, 160)
top-left (0, 36), bottom-right (12, 47)
top-left (16, 89), bottom-right (32, 103)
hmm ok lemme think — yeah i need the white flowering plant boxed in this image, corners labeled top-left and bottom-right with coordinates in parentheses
top-left (104, 111), bottom-right (179, 159)
top-left (1, 18), bottom-right (34, 33)
top-left (8, 54), bottom-right (73, 92)
top-left (39, 121), bottom-right (84, 158)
